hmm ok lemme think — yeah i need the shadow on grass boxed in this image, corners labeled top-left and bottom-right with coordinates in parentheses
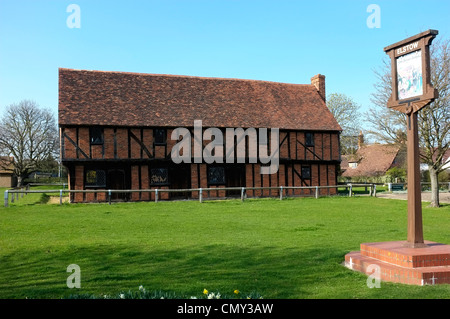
top-left (0, 244), bottom-right (354, 299)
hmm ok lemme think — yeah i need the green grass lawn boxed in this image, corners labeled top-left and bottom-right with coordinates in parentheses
top-left (0, 188), bottom-right (449, 299)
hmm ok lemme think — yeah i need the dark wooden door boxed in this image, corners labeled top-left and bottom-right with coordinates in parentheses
top-left (226, 165), bottom-right (245, 196)
top-left (107, 169), bottom-right (126, 200)
top-left (169, 165), bottom-right (191, 199)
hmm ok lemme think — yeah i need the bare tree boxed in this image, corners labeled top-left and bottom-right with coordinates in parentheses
top-left (326, 93), bottom-right (362, 155)
top-left (0, 100), bottom-right (58, 186)
top-left (419, 38), bottom-right (450, 207)
top-left (366, 37), bottom-right (450, 207)
top-left (366, 58), bottom-right (408, 144)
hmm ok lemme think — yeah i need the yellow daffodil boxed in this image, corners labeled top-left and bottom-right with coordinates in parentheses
top-left (203, 289), bottom-right (208, 295)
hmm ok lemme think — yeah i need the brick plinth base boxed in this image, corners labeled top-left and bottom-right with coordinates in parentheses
top-left (345, 241), bottom-right (450, 285)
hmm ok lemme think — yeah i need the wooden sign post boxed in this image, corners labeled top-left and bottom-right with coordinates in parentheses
top-left (345, 30), bottom-right (450, 285)
top-left (384, 30), bottom-right (439, 248)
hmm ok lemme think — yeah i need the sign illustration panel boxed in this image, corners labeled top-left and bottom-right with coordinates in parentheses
top-left (396, 50), bottom-right (423, 100)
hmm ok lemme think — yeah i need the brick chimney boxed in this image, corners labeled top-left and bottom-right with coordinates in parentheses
top-left (311, 74), bottom-right (326, 102)
top-left (358, 131), bottom-right (364, 149)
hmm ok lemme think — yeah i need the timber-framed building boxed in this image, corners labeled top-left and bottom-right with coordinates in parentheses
top-left (58, 68), bottom-right (342, 202)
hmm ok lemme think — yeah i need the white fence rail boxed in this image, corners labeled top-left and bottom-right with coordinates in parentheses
top-left (4, 183), bottom-right (378, 207)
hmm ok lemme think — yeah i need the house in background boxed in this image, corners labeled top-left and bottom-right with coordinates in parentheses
top-left (340, 134), bottom-right (405, 182)
top-left (0, 157), bottom-right (17, 188)
top-left (420, 149), bottom-right (450, 172)
top-left (58, 68), bottom-right (342, 203)
top-left (443, 150), bottom-right (450, 171)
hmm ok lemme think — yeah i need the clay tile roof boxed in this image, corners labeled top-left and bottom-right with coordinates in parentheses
top-left (444, 150), bottom-right (450, 164)
top-left (0, 156), bottom-right (14, 174)
top-left (58, 68), bottom-right (342, 131)
top-left (342, 144), bottom-right (401, 177)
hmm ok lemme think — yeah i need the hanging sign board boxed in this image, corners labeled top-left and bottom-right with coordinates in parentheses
top-left (384, 30), bottom-right (439, 114)
top-left (397, 49), bottom-right (422, 100)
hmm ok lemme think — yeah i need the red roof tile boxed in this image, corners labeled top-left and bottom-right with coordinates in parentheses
top-left (58, 68), bottom-right (342, 131)
top-left (342, 144), bottom-right (401, 177)
top-left (0, 156), bottom-right (14, 174)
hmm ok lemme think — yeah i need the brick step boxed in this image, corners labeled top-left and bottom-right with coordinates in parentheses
top-left (360, 241), bottom-right (450, 268)
top-left (345, 250), bottom-right (450, 285)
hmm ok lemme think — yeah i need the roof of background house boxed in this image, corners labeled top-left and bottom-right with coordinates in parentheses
top-left (444, 150), bottom-right (450, 165)
top-left (419, 148), bottom-right (450, 167)
top-left (0, 156), bottom-right (14, 174)
top-left (341, 144), bottom-right (401, 177)
top-left (58, 68), bottom-right (342, 131)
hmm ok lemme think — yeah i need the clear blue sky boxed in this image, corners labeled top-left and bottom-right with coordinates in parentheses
top-left (1, 0), bottom-right (449, 131)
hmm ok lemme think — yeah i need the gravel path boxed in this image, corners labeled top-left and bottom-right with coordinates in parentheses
top-left (376, 191), bottom-right (450, 204)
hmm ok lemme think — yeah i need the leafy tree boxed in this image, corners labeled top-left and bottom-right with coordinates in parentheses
top-left (386, 167), bottom-right (406, 183)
